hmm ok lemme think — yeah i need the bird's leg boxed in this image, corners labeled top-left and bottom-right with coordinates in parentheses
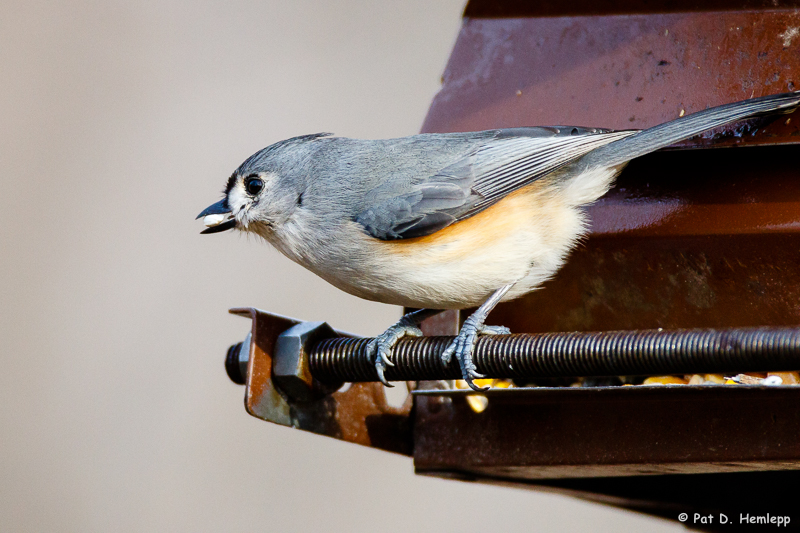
top-left (441, 284), bottom-right (513, 391)
top-left (368, 308), bottom-right (443, 386)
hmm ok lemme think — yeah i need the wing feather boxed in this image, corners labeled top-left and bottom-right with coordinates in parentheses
top-left (356, 127), bottom-right (636, 240)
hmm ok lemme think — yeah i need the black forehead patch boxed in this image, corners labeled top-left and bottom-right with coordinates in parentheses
top-left (224, 173), bottom-right (237, 196)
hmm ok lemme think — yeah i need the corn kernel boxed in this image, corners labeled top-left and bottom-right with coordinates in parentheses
top-left (643, 376), bottom-right (688, 385)
top-left (466, 395), bottom-right (489, 413)
top-left (455, 379), bottom-right (513, 413)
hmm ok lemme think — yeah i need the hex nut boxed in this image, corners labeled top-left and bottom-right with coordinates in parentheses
top-left (273, 321), bottom-right (339, 401)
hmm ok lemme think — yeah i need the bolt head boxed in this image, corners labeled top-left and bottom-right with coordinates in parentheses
top-left (273, 321), bottom-right (339, 401)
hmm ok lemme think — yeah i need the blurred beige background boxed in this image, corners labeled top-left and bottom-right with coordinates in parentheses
top-left (0, 1), bottom-right (680, 531)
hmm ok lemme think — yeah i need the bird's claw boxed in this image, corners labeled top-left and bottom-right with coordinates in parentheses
top-left (442, 321), bottom-right (511, 392)
top-left (367, 319), bottom-right (423, 387)
top-left (480, 325), bottom-right (511, 336)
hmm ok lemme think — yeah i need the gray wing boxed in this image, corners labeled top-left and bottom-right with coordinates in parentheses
top-left (356, 126), bottom-right (637, 240)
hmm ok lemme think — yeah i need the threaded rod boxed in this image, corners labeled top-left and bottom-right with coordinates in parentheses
top-left (307, 327), bottom-right (800, 384)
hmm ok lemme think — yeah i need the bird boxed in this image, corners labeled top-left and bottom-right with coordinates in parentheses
top-left (198, 91), bottom-right (800, 391)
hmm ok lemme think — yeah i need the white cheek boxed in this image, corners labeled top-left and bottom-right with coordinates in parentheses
top-left (227, 189), bottom-right (250, 222)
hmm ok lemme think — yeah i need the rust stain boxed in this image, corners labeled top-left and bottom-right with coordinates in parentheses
top-left (232, 309), bottom-right (414, 455)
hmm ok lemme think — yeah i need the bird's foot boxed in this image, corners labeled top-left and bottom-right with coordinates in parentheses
top-left (367, 313), bottom-right (431, 386)
top-left (441, 317), bottom-right (511, 391)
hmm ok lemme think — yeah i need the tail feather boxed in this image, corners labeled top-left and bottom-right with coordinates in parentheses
top-left (581, 91), bottom-right (800, 169)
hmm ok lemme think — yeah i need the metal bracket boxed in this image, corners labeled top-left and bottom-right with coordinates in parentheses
top-left (226, 307), bottom-right (800, 527)
top-left (230, 308), bottom-right (413, 455)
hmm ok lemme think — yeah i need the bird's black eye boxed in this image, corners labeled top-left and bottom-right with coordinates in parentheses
top-left (244, 176), bottom-right (263, 196)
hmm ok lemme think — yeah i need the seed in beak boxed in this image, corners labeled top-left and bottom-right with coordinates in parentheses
top-left (203, 214), bottom-right (228, 227)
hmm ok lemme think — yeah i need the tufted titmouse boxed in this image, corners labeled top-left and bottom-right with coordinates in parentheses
top-left (199, 92), bottom-right (800, 390)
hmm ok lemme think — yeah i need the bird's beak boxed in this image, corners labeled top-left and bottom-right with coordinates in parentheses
top-left (197, 199), bottom-right (235, 234)
top-left (197, 199), bottom-right (231, 218)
